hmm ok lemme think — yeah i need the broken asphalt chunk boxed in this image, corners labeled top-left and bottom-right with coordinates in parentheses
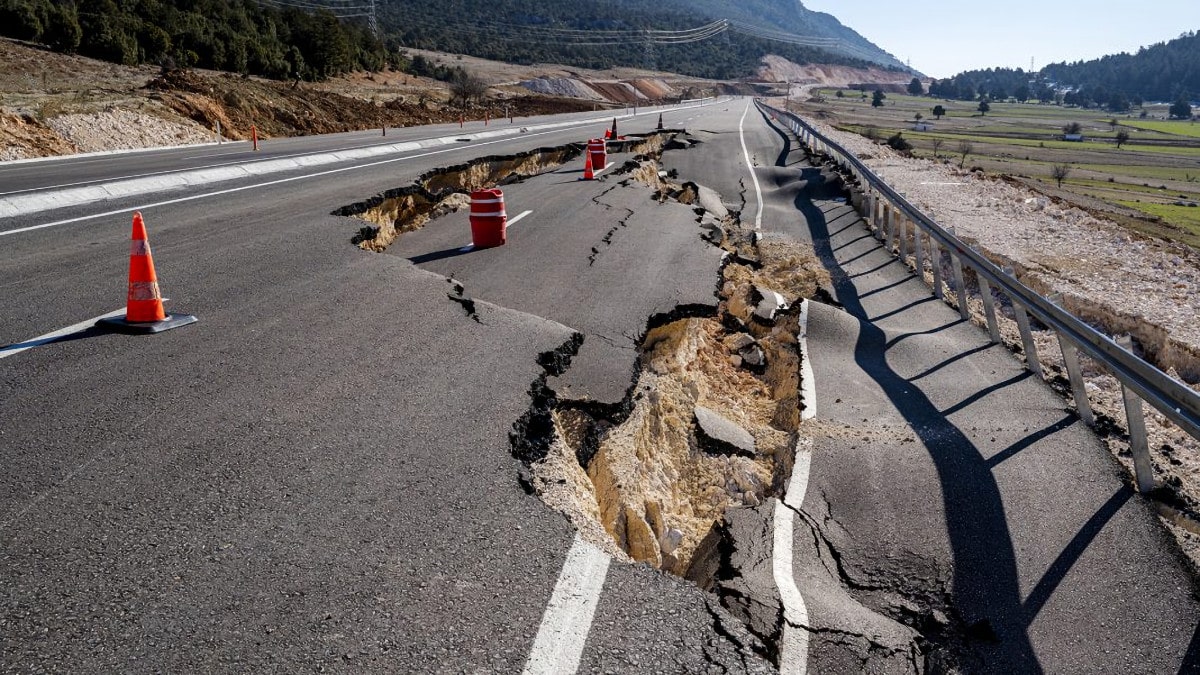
top-left (752, 285), bottom-right (789, 324)
top-left (695, 406), bottom-right (757, 457)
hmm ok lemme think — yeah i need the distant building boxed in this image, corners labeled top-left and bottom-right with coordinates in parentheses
top-left (913, 121), bottom-right (934, 131)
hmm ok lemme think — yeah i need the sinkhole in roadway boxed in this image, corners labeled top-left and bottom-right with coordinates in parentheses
top-left (514, 230), bottom-right (832, 583)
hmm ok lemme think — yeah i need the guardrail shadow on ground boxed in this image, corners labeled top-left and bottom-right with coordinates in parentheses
top-left (762, 100), bottom-right (1200, 673)
top-left (793, 162), bottom-right (1043, 670)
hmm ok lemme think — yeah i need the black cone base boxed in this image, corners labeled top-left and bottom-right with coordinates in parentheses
top-left (97, 313), bottom-right (198, 334)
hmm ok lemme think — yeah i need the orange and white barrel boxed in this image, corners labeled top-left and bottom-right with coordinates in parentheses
top-left (469, 188), bottom-right (507, 248)
top-left (587, 138), bottom-right (607, 171)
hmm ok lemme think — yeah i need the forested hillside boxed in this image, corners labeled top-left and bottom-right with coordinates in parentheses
top-left (379, 0), bottom-right (904, 79)
top-left (1041, 31), bottom-right (1200, 103)
top-left (0, 0), bottom-right (907, 83)
top-left (928, 31), bottom-right (1199, 114)
top-left (0, 0), bottom-right (389, 80)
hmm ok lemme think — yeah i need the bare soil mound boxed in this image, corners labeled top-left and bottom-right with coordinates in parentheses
top-left (0, 113), bottom-right (75, 160)
top-left (145, 69), bottom-right (594, 140)
top-left (757, 56), bottom-right (912, 90)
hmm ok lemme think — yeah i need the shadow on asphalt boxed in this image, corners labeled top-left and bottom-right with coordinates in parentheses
top-left (1179, 622), bottom-right (1200, 673)
top-left (760, 110), bottom-right (1200, 672)
top-left (408, 246), bottom-right (478, 265)
top-left (793, 162), bottom-right (1045, 669)
top-left (986, 414), bottom-right (1080, 469)
top-left (909, 343), bottom-right (996, 381)
top-left (1021, 486), bottom-right (1134, 622)
top-left (0, 325), bottom-right (111, 356)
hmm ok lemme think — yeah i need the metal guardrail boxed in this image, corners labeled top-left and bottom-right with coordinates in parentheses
top-left (759, 102), bottom-right (1200, 492)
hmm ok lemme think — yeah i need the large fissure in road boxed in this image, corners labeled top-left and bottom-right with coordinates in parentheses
top-left (501, 147), bottom-right (845, 664)
top-left (333, 133), bottom-right (676, 252)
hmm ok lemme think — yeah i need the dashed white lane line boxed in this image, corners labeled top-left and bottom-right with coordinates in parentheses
top-left (738, 101), bottom-right (766, 231)
top-left (0, 308), bottom-right (124, 360)
top-left (523, 533), bottom-right (611, 675)
top-left (458, 210), bottom-right (533, 252)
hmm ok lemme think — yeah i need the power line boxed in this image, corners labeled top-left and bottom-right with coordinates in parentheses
top-left (255, 0), bottom-right (377, 32)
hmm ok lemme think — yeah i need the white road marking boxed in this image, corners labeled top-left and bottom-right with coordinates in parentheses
top-left (590, 162), bottom-right (615, 178)
top-left (1, 100), bottom-right (726, 239)
top-left (0, 308), bottom-right (124, 360)
top-left (774, 498), bottom-right (811, 675)
top-left (0, 100), bottom-right (720, 224)
top-left (523, 533), bottom-right (611, 675)
top-left (458, 210), bottom-right (533, 251)
top-left (738, 102), bottom-right (766, 231)
top-left (798, 299), bottom-right (816, 421)
top-left (772, 298), bottom-right (815, 674)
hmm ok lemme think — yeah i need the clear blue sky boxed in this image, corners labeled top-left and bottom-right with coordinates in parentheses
top-left (800, 0), bottom-right (1200, 78)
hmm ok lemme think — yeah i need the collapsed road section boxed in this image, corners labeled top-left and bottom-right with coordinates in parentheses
top-left (331, 126), bottom-right (962, 670)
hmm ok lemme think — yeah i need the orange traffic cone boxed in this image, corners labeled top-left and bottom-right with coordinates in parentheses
top-left (97, 212), bottom-right (198, 334)
top-left (582, 151), bottom-right (594, 180)
top-left (603, 128), bottom-right (611, 139)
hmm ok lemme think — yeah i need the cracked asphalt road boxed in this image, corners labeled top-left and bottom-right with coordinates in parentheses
top-left (5, 96), bottom-right (1199, 674)
top-left (389, 152), bottom-right (725, 409)
top-left (757, 114), bottom-right (1200, 671)
top-left (1, 101), bottom-right (777, 673)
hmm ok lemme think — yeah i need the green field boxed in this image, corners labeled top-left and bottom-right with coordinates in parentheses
top-left (793, 90), bottom-right (1200, 248)
top-left (1124, 120), bottom-right (1200, 138)
top-left (1119, 201), bottom-right (1200, 235)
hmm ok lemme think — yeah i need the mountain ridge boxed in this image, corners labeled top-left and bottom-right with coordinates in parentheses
top-left (380, 0), bottom-right (906, 78)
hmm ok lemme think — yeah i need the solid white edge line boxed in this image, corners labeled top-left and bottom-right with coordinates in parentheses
top-left (738, 101), bottom-right (766, 231)
top-left (523, 533), bottom-right (611, 675)
top-left (774, 500), bottom-right (810, 675)
top-left (1, 100), bottom-right (734, 239)
top-left (772, 299), bottom-right (816, 674)
top-left (0, 308), bottom-right (125, 360)
top-left (799, 299), bottom-right (816, 421)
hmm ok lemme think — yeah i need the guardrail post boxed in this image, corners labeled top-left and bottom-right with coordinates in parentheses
top-left (885, 206), bottom-right (896, 250)
top-left (913, 221), bottom-right (926, 281)
top-left (1049, 293), bottom-right (1094, 427)
top-left (930, 239), bottom-right (944, 300)
top-left (976, 271), bottom-right (1002, 343)
top-left (897, 216), bottom-right (909, 267)
top-left (1004, 266), bottom-right (1044, 379)
top-left (1115, 335), bottom-right (1155, 492)
top-left (947, 229), bottom-right (970, 321)
top-left (873, 195), bottom-right (884, 240)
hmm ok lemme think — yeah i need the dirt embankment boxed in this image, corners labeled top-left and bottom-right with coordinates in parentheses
top-left (0, 37), bottom-right (598, 159)
top-left (145, 68), bottom-right (593, 141)
top-left (756, 55), bottom-right (912, 91)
